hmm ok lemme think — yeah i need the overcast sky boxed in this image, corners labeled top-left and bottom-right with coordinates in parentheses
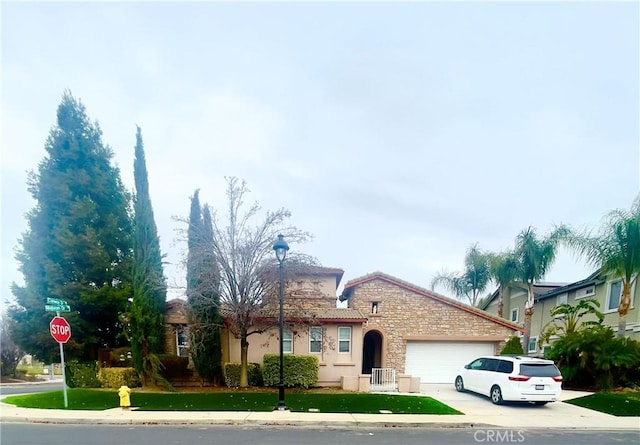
top-left (2, 2), bottom-right (639, 308)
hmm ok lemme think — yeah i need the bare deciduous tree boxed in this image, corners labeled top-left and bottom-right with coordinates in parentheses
top-left (183, 177), bottom-right (316, 387)
top-left (1, 316), bottom-right (23, 378)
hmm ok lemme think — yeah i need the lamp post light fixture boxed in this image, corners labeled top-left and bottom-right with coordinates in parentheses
top-left (273, 234), bottom-right (289, 411)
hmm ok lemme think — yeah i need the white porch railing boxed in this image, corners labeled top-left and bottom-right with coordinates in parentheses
top-left (370, 368), bottom-right (396, 392)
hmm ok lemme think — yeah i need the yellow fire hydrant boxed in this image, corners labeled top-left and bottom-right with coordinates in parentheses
top-left (118, 385), bottom-right (131, 410)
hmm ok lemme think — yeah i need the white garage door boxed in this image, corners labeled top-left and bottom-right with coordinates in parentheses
top-left (405, 341), bottom-right (495, 384)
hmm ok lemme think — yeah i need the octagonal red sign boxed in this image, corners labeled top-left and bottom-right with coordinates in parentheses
top-left (50, 316), bottom-right (71, 343)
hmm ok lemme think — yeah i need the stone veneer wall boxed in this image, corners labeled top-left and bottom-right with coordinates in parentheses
top-left (164, 303), bottom-right (188, 355)
top-left (348, 279), bottom-right (513, 374)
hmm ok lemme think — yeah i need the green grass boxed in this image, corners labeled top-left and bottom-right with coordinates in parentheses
top-left (565, 391), bottom-right (640, 416)
top-left (3, 389), bottom-right (461, 415)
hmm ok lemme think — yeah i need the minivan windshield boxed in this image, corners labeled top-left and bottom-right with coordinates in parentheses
top-left (520, 363), bottom-right (560, 377)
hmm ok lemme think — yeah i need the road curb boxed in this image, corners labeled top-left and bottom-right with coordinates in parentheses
top-left (0, 415), bottom-right (498, 428)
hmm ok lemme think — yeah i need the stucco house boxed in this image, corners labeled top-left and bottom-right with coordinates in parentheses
top-left (166, 269), bottom-right (524, 387)
top-left (481, 270), bottom-right (640, 354)
top-left (339, 271), bottom-right (523, 384)
top-left (220, 267), bottom-right (368, 387)
top-left (165, 267), bottom-right (368, 387)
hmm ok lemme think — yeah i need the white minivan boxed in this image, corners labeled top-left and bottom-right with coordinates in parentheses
top-left (454, 356), bottom-right (563, 405)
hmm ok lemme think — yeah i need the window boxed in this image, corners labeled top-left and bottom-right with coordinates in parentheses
top-left (528, 336), bottom-right (538, 353)
top-left (607, 280), bottom-right (622, 312)
top-left (176, 325), bottom-right (189, 357)
top-left (482, 358), bottom-right (499, 372)
top-left (283, 328), bottom-right (293, 353)
top-left (510, 308), bottom-right (519, 323)
top-left (575, 285), bottom-right (595, 299)
top-left (371, 302), bottom-right (379, 314)
top-left (338, 327), bottom-right (351, 353)
top-left (468, 358), bottom-right (485, 370)
top-left (309, 326), bottom-right (322, 353)
top-left (520, 363), bottom-right (561, 377)
top-left (496, 360), bottom-right (514, 374)
top-left (556, 293), bottom-right (568, 306)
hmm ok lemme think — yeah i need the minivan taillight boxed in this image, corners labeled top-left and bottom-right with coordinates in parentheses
top-left (552, 376), bottom-right (563, 382)
top-left (508, 375), bottom-right (531, 382)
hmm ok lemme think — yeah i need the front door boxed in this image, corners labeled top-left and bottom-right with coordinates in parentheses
top-left (362, 330), bottom-right (382, 374)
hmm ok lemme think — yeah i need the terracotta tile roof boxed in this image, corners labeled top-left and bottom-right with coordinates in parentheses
top-left (340, 271), bottom-right (523, 332)
top-left (220, 306), bottom-right (367, 323)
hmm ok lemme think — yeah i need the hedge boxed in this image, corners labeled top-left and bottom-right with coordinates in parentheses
top-left (224, 362), bottom-right (262, 387)
top-left (263, 354), bottom-right (318, 389)
top-left (65, 361), bottom-right (101, 388)
top-left (98, 367), bottom-right (141, 388)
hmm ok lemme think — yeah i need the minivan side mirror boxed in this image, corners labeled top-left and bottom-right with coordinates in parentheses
top-left (464, 364), bottom-right (470, 369)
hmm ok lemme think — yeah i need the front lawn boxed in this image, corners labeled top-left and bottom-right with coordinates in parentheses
top-left (3, 389), bottom-right (461, 415)
top-left (565, 391), bottom-right (640, 416)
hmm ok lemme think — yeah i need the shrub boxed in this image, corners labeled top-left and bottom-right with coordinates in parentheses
top-left (546, 326), bottom-right (640, 390)
top-left (500, 336), bottom-right (524, 355)
top-left (224, 362), bottom-right (262, 387)
top-left (98, 367), bottom-right (141, 388)
top-left (65, 361), bottom-right (101, 388)
top-left (262, 354), bottom-right (318, 389)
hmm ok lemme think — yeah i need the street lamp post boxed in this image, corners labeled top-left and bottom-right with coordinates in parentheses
top-left (273, 234), bottom-right (289, 411)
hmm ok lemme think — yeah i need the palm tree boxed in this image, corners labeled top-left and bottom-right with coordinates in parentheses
top-left (431, 243), bottom-right (491, 306)
top-left (539, 298), bottom-right (604, 346)
top-left (514, 225), bottom-right (568, 353)
top-left (488, 251), bottom-right (520, 318)
top-left (564, 195), bottom-right (640, 338)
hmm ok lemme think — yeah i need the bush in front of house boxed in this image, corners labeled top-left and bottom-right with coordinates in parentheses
top-left (546, 325), bottom-right (640, 391)
top-left (224, 362), bottom-right (262, 387)
top-left (263, 354), bottom-right (319, 389)
top-left (499, 336), bottom-right (524, 355)
top-left (98, 367), bottom-right (141, 388)
top-left (65, 361), bottom-right (101, 388)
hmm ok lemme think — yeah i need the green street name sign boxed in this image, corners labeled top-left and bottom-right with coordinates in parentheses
top-left (47, 298), bottom-right (66, 305)
top-left (45, 304), bottom-right (70, 312)
top-left (45, 298), bottom-right (71, 312)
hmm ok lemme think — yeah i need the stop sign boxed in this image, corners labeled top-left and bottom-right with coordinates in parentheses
top-left (50, 316), bottom-right (71, 343)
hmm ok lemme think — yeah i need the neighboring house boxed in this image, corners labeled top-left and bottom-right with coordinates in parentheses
top-left (339, 272), bottom-right (523, 384)
top-left (481, 271), bottom-right (640, 354)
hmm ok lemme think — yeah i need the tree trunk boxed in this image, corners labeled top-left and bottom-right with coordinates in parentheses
top-left (617, 280), bottom-right (632, 338)
top-left (497, 288), bottom-right (504, 318)
top-left (240, 334), bottom-right (249, 387)
top-left (522, 283), bottom-right (535, 354)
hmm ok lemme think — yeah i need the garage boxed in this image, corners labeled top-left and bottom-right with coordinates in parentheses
top-left (404, 341), bottom-right (496, 384)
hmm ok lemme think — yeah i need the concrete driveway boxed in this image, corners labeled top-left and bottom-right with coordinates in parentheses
top-left (419, 384), bottom-right (639, 429)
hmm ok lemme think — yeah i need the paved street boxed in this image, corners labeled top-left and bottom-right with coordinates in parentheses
top-left (0, 381), bottom-right (63, 396)
top-left (2, 424), bottom-right (639, 445)
top-left (1, 382), bottom-right (638, 433)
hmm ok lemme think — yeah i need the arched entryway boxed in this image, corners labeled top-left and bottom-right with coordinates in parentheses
top-left (362, 330), bottom-right (383, 374)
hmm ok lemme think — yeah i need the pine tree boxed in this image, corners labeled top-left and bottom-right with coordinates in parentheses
top-left (130, 127), bottom-right (167, 383)
top-left (9, 91), bottom-right (133, 362)
top-left (186, 191), bottom-right (223, 383)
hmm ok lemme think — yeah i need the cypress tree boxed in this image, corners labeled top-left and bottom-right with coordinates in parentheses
top-left (9, 91), bottom-right (133, 362)
top-left (187, 192), bottom-right (223, 384)
top-left (130, 127), bottom-right (167, 383)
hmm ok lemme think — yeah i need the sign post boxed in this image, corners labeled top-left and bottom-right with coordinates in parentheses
top-left (47, 300), bottom-right (71, 409)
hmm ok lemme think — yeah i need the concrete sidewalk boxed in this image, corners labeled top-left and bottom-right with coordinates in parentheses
top-left (1, 386), bottom-right (638, 430)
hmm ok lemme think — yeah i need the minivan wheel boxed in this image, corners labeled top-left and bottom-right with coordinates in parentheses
top-left (455, 376), bottom-right (464, 392)
top-left (490, 385), bottom-right (503, 405)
